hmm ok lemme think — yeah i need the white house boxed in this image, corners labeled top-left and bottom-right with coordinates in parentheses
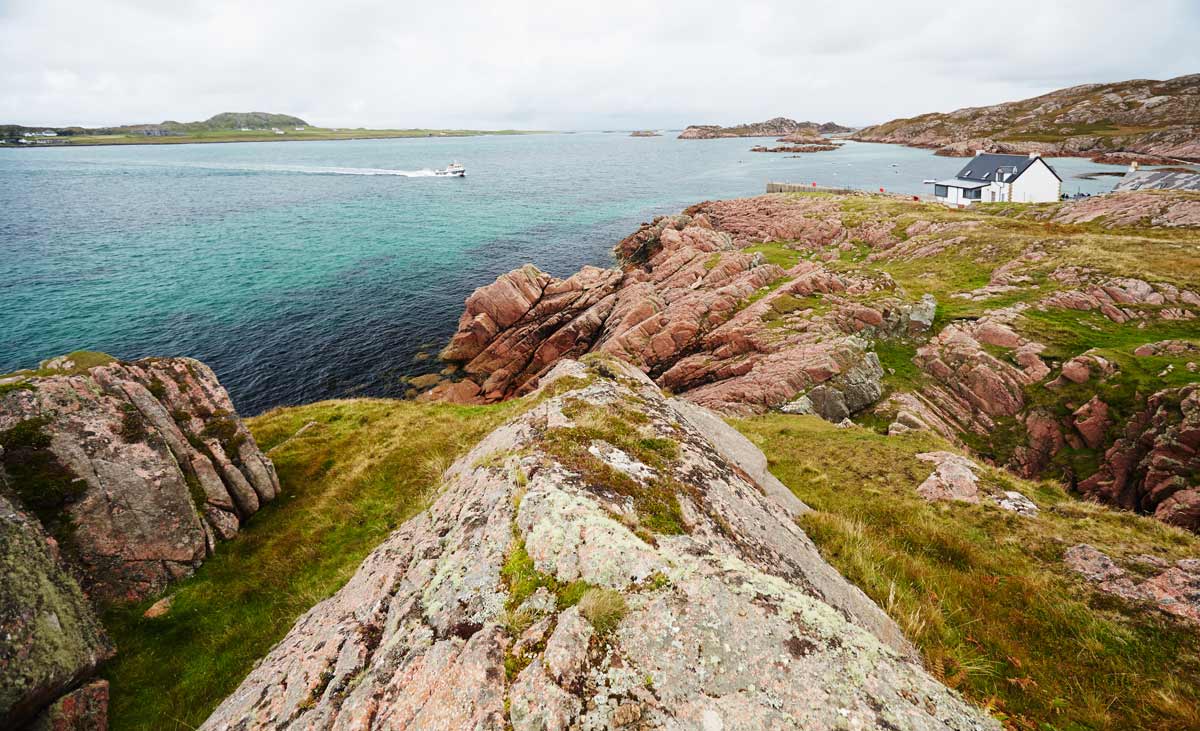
top-left (929, 151), bottom-right (1061, 206)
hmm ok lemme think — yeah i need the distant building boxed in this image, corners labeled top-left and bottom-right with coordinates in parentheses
top-left (294, 126), bottom-right (305, 131)
top-left (271, 128), bottom-right (285, 135)
top-left (928, 152), bottom-right (1062, 206)
top-left (1114, 162), bottom-right (1200, 192)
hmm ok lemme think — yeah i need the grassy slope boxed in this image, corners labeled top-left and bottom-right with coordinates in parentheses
top-left (101, 396), bottom-right (534, 731)
top-left (732, 414), bottom-right (1200, 731)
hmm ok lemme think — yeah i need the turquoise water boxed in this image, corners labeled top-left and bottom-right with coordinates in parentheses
top-left (0, 134), bottom-right (1130, 413)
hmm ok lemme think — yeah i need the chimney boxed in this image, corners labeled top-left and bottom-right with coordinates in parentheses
top-left (1129, 160), bottom-right (1140, 173)
top-left (975, 149), bottom-right (984, 156)
top-left (1028, 152), bottom-right (1039, 159)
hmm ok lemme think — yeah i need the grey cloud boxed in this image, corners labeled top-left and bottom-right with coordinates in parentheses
top-left (1, 0), bottom-right (1196, 129)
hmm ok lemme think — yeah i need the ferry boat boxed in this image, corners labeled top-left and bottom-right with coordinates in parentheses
top-left (435, 161), bottom-right (466, 177)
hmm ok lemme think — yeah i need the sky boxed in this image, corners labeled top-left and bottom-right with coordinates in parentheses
top-left (1, 0), bottom-right (1198, 130)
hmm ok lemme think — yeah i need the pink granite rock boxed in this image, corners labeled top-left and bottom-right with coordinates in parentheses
top-left (200, 359), bottom-right (998, 731)
top-left (0, 356), bottom-right (278, 603)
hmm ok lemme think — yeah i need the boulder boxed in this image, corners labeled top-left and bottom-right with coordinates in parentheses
top-left (1064, 545), bottom-right (1200, 623)
top-left (201, 359), bottom-right (997, 731)
top-left (915, 452), bottom-right (982, 504)
top-left (0, 356), bottom-right (279, 603)
top-left (0, 495), bottom-right (113, 728)
top-left (26, 680), bottom-right (109, 731)
top-left (789, 349), bottom-right (885, 423)
top-left (1072, 396), bottom-right (1111, 450)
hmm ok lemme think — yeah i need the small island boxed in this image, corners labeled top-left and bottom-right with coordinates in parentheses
top-left (629, 130), bottom-right (661, 137)
top-left (679, 117), bottom-right (851, 139)
top-left (1, 111), bottom-right (543, 147)
top-left (750, 143), bottom-right (838, 153)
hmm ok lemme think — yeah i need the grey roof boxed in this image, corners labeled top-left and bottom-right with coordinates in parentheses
top-left (954, 153), bottom-right (1061, 183)
top-left (1114, 169), bottom-right (1200, 192)
top-left (928, 177), bottom-right (988, 189)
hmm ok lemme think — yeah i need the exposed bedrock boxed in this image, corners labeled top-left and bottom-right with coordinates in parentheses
top-left (440, 191), bottom-right (1200, 532)
top-left (1077, 385), bottom-right (1200, 530)
top-left (0, 495), bottom-right (114, 729)
top-left (438, 198), bottom-right (935, 418)
top-left (202, 358), bottom-right (998, 731)
top-left (0, 355), bottom-right (279, 604)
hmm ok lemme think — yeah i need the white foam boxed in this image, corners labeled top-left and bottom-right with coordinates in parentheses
top-left (111, 160), bottom-right (444, 177)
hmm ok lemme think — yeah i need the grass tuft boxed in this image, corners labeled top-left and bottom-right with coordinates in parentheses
top-left (577, 587), bottom-right (627, 634)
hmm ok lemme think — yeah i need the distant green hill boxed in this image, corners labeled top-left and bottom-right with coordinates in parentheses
top-left (1, 113), bottom-right (311, 139)
top-left (160, 112), bottom-right (310, 132)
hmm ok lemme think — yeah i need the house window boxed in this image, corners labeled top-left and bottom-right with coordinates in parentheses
top-left (934, 185), bottom-right (948, 197)
top-left (964, 187), bottom-right (982, 200)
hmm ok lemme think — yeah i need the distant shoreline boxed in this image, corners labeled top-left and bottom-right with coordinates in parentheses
top-left (0, 129), bottom-right (552, 149)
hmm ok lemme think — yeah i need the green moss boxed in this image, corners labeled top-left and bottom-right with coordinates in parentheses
top-left (743, 241), bottom-right (804, 269)
top-left (0, 381), bottom-right (35, 398)
top-left (501, 533), bottom-right (556, 611)
top-left (0, 417), bottom-right (85, 527)
top-left (202, 410), bottom-right (246, 457)
top-left (872, 338), bottom-right (926, 393)
top-left (1, 351), bottom-right (118, 383)
top-left (146, 377), bottom-right (168, 400)
top-left (119, 404), bottom-right (149, 443)
top-left (184, 472), bottom-right (208, 513)
top-left (760, 293), bottom-right (830, 327)
top-left (703, 253), bottom-right (722, 270)
top-left (540, 410), bottom-right (688, 536)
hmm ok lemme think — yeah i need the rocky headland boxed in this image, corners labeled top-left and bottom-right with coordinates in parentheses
top-left (853, 74), bottom-right (1200, 162)
top-left (679, 117), bottom-right (851, 139)
top-left (1, 353), bottom-right (277, 727)
top-left (433, 189), bottom-right (1200, 533)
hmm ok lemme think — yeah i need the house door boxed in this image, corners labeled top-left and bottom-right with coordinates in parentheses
top-left (988, 189), bottom-right (995, 202)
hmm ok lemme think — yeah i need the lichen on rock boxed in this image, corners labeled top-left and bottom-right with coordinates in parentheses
top-left (200, 358), bottom-right (998, 730)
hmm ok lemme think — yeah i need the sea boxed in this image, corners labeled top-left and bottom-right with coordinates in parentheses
top-left (0, 133), bottom-right (1139, 413)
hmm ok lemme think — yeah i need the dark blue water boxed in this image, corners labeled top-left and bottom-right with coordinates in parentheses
top-left (0, 134), bottom-right (1130, 413)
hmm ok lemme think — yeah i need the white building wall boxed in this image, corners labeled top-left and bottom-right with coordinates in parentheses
top-left (1009, 159), bottom-right (1061, 203)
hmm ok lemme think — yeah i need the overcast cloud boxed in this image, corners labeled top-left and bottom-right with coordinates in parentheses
top-left (1, 0), bottom-right (1197, 129)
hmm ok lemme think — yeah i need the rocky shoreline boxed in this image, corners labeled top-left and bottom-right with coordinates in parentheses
top-left (428, 190), bottom-right (1200, 533)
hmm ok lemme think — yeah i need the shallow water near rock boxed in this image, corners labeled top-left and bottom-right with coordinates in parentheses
top-left (0, 134), bottom-right (1129, 413)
